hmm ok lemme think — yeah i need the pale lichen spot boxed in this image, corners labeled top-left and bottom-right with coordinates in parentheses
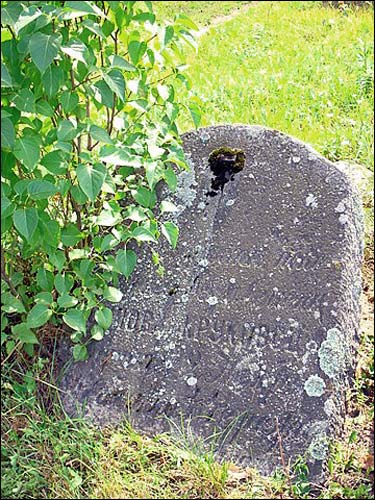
top-left (339, 213), bottom-right (349, 225)
top-left (308, 434), bottom-right (329, 461)
top-left (335, 201), bottom-right (346, 213)
top-left (111, 351), bottom-right (120, 361)
top-left (304, 374), bottom-right (326, 397)
top-left (186, 376), bottom-right (197, 386)
top-left (306, 340), bottom-right (318, 352)
top-left (305, 193), bottom-right (318, 209)
top-left (318, 327), bottom-right (348, 379)
top-left (324, 398), bottom-right (336, 417)
top-left (206, 296), bottom-right (219, 306)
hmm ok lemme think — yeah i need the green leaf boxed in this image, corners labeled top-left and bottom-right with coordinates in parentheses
top-left (14, 135), bottom-right (40, 171)
top-left (27, 304), bottom-right (52, 328)
top-left (34, 292), bottom-right (53, 305)
top-left (94, 307), bottom-right (112, 330)
top-left (92, 80), bottom-right (114, 108)
top-left (12, 323), bottom-right (39, 344)
top-left (29, 33), bottom-right (60, 74)
top-left (145, 162), bottom-right (163, 189)
top-left (63, 309), bottom-right (86, 333)
top-left (99, 146), bottom-right (139, 167)
top-left (89, 125), bottom-right (113, 144)
top-left (13, 208), bottom-right (39, 240)
top-left (14, 89), bottom-right (35, 113)
top-left (1, 3), bottom-right (22, 28)
top-left (57, 293), bottom-right (78, 308)
top-left (1, 196), bottom-right (14, 219)
top-left (164, 25), bottom-right (174, 46)
top-left (188, 103), bottom-right (201, 128)
top-left (124, 205), bottom-right (148, 222)
top-left (49, 250), bottom-right (66, 272)
top-left (61, 91), bottom-right (79, 114)
top-left (61, 39), bottom-right (89, 65)
top-left (103, 70), bottom-right (125, 102)
top-left (110, 55), bottom-right (136, 72)
top-left (36, 100), bottom-right (54, 117)
top-left (132, 226), bottom-right (157, 243)
top-left (57, 120), bottom-right (78, 141)
top-left (36, 269), bottom-right (54, 291)
top-left (41, 151), bottom-right (67, 175)
top-left (175, 13), bottom-right (199, 31)
top-left (42, 65), bottom-right (63, 98)
top-left (103, 286), bottom-right (123, 303)
top-left (72, 344), bottom-right (88, 361)
top-left (1, 294), bottom-right (25, 314)
top-left (100, 234), bottom-right (119, 252)
top-left (132, 186), bottom-right (157, 208)
top-left (71, 185), bottom-right (88, 204)
top-left (40, 219), bottom-right (60, 249)
top-left (27, 180), bottom-right (57, 200)
top-left (76, 163), bottom-right (106, 201)
top-left (161, 221), bottom-right (179, 249)
top-left (61, 224), bottom-right (84, 247)
top-left (65, 1), bottom-right (104, 17)
top-left (164, 167), bottom-right (177, 192)
top-left (91, 324), bottom-right (104, 341)
top-left (116, 249), bottom-right (136, 278)
top-left (1, 118), bottom-right (15, 149)
top-left (96, 208), bottom-right (122, 226)
top-left (68, 248), bottom-right (89, 261)
top-left (82, 19), bottom-right (105, 39)
top-left (54, 273), bottom-right (74, 294)
top-left (14, 6), bottom-right (45, 35)
top-left (160, 200), bottom-right (178, 213)
top-left (134, 11), bottom-right (155, 23)
top-left (128, 40), bottom-right (147, 65)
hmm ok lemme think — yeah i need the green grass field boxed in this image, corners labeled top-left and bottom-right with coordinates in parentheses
top-left (181, 1), bottom-right (374, 170)
top-left (1, 2), bottom-right (374, 499)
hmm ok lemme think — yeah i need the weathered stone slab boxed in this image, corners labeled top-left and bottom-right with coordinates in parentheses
top-left (60, 125), bottom-right (363, 479)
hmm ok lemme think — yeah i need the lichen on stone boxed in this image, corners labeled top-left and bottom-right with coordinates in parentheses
top-left (174, 160), bottom-right (197, 209)
top-left (206, 296), bottom-right (219, 306)
top-left (318, 327), bottom-right (348, 379)
top-left (305, 193), bottom-right (318, 209)
top-left (308, 433), bottom-right (329, 461)
top-left (324, 397), bottom-right (336, 417)
top-left (304, 374), bottom-right (326, 397)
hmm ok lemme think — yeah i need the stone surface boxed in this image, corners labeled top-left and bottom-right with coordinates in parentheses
top-left (59, 125), bottom-right (363, 479)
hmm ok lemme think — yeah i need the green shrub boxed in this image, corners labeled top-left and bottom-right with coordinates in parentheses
top-left (1, 0), bottom-right (200, 361)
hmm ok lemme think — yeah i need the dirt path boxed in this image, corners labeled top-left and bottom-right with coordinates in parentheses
top-left (197, 2), bottom-right (253, 37)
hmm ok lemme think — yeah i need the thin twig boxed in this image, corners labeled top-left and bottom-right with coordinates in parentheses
top-left (1, 249), bottom-right (20, 299)
top-left (86, 98), bottom-right (92, 150)
top-left (11, 368), bottom-right (68, 394)
top-left (1, 341), bottom-right (22, 367)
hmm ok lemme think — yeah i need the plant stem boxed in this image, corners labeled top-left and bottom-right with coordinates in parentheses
top-left (1, 249), bottom-right (21, 299)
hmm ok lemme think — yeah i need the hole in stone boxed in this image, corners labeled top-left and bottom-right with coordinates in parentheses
top-left (168, 285), bottom-right (179, 296)
top-left (206, 147), bottom-right (246, 197)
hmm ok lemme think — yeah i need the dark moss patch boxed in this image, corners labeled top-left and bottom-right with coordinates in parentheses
top-left (206, 147), bottom-right (246, 197)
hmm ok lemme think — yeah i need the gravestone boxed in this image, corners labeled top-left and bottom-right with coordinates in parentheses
top-left (59, 125), bottom-right (363, 480)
